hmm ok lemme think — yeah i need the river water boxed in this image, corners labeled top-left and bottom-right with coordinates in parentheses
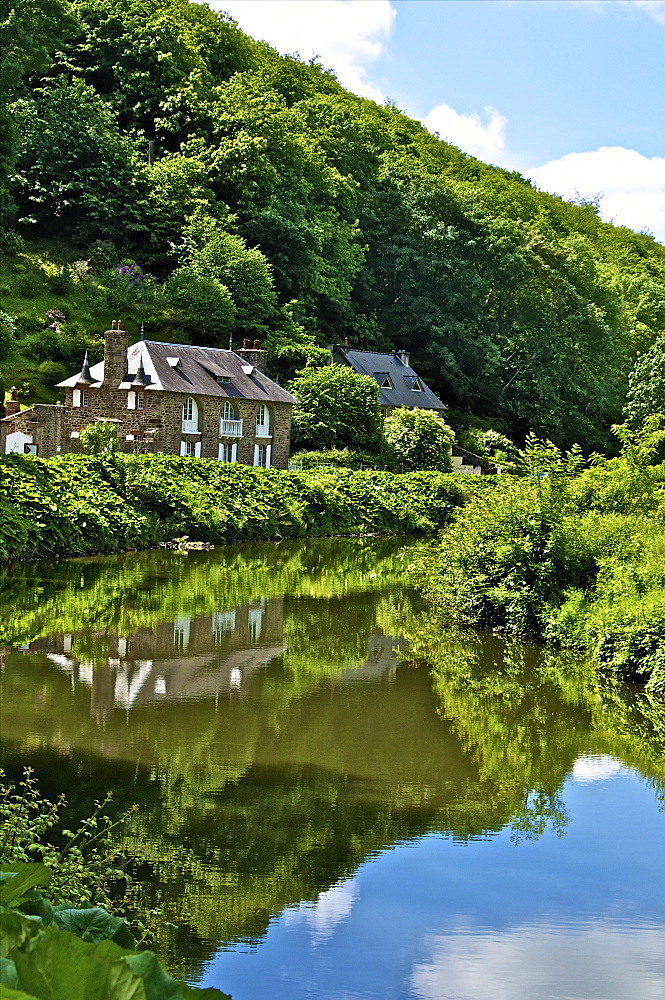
top-left (1, 536), bottom-right (664, 1000)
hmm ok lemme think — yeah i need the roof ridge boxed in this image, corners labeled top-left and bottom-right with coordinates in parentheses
top-left (144, 340), bottom-right (232, 352)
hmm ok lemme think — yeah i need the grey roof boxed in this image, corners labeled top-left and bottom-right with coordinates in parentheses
top-left (332, 346), bottom-right (446, 411)
top-left (59, 341), bottom-right (297, 405)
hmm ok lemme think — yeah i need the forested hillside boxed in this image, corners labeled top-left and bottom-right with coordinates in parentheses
top-left (3, 0), bottom-right (665, 450)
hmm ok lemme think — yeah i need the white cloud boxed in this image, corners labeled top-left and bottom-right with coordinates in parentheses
top-left (571, 755), bottom-right (627, 783)
top-left (421, 103), bottom-right (508, 163)
top-left (411, 920), bottom-right (665, 1000)
top-left (528, 146), bottom-right (665, 242)
top-left (616, 1), bottom-right (665, 23)
top-left (209, 1), bottom-right (395, 102)
top-left (284, 877), bottom-right (358, 944)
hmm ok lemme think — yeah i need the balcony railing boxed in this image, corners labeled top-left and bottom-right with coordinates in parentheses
top-left (181, 420), bottom-right (199, 434)
top-left (255, 424), bottom-right (271, 438)
top-left (220, 419), bottom-right (243, 437)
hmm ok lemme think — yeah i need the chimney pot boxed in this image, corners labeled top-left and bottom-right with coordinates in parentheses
top-left (253, 339), bottom-right (260, 349)
top-left (5, 386), bottom-right (20, 417)
top-left (243, 338), bottom-right (251, 349)
top-left (344, 337), bottom-right (349, 347)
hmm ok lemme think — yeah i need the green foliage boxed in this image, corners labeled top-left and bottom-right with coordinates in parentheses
top-left (0, 453), bottom-right (471, 563)
top-left (416, 433), bottom-right (665, 691)
top-left (287, 365), bottom-right (383, 452)
top-left (0, 769), bottom-right (134, 911)
top-left (0, 312), bottom-right (16, 361)
top-left (0, 909), bottom-right (229, 998)
top-left (383, 407), bottom-right (455, 472)
top-left (290, 448), bottom-right (382, 470)
top-left (623, 334), bottom-right (665, 429)
top-left (79, 421), bottom-right (118, 456)
top-left (166, 267), bottom-right (236, 345)
top-left (3, 0), bottom-right (665, 447)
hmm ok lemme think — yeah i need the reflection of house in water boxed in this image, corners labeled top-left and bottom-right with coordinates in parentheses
top-left (31, 598), bottom-right (285, 723)
top-left (335, 633), bottom-right (408, 684)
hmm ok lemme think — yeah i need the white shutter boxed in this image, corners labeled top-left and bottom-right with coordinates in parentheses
top-left (127, 391), bottom-right (136, 410)
top-left (72, 389), bottom-right (81, 407)
top-left (231, 443), bottom-right (237, 463)
top-left (218, 442), bottom-right (224, 461)
top-left (194, 441), bottom-right (201, 458)
top-left (253, 444), bottom-right (259, 466)
top-left (180, 440), bottom-right (187, 456)
top-left (266, 444), bottom-right (272, 468)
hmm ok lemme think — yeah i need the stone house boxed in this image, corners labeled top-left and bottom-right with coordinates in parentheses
top-left (1, 324), bottom-right (297, 469)
top-left (330, 344), bottom-right (447, 418)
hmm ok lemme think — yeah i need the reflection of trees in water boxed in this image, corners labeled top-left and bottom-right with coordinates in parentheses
top-left (2, 539), bottom-right (665, 982)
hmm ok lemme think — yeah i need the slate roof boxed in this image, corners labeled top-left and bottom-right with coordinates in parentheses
top-left (59, 340), bottom-right (297, 405)
top-left (332, 346), bottom-right (446, 411)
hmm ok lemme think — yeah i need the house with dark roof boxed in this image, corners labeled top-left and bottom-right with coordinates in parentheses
top-left (330, 345), bottom-right (447, 417)
top-left (1, 324), bottom-right (297, 468)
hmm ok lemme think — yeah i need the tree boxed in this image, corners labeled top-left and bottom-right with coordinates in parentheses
top-left (80, 420), bottom-right (118, 455)
top-left (623, 336), bottom-right (665, 429)
top-left (287, 365), bottom-right (382, 452)
top-left (166, 266), bottom-right (236, 345)
top-left (383, 407), bottom-right (455, 472)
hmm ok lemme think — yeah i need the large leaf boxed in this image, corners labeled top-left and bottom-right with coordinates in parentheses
top-left (0, 913), bottom-right (42, 960)
top-left (0, 985), bottom-right (39, 999)
top-left (53, 908), bottom-right (135, 948)
top-left (17, 892), bottom-right (53, 928)
top-left (11, 931), bottom-right (147, 1000)
top-left (0, 959), bottom-right (19, 990)
top-left (0, 867), bottom-right (51, 907)
top-left (122, 953), bottom-right (182, 1000)
top-left (182, 988), bottom-right (231, 1000)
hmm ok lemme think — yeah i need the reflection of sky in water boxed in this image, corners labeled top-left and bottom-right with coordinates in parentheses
top-left (201, 765), bottom-right (665, 1000)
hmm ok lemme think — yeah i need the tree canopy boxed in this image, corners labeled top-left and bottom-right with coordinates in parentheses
top-left (4, 0), bottom-right (665, 450)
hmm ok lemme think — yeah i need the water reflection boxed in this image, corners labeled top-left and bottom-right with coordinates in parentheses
top-left (1, 537), bottom-right (664, 997)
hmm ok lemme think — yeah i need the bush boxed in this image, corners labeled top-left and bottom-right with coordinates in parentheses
top-left (290, 448), bottom-right (383, 470)
top-left (383, 407), bottom-right (455, 472)
top-left (0, 311), bottom-right (17, 361)
top-left (0, 229), bottom-right (24, 254)
top-left (287, 365), bottom-right (383, 453)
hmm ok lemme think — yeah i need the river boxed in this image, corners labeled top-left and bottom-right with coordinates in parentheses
top-left (1, 536), bottom-right (664, 1000)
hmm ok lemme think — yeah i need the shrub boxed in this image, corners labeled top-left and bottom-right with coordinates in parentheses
top-left (287, 366), bottom-right (383, 453)
top-left (0, 311), bottom-right (17, 361)
top-left (383, 407), bottom-right (455, 472)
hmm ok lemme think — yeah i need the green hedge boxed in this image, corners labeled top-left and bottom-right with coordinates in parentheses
top-left (0, 454), bottom-right (473, 562)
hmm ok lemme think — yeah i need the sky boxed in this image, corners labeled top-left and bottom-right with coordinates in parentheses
top-left (206, 0), bottom-right (665, 242)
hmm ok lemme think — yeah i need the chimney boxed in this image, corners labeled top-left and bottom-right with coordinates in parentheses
top-left (236, 338), bottom-right (268, 374)
top-left (102, 320), bottom-right (129, 386)
top-left (5, 387), bottom-right (20, 417)
top-left (395, 349), bottom-right (410, 367)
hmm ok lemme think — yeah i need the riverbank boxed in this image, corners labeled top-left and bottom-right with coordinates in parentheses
top-left (414, 442), bottom-right (665, 695)
top-left (0, 453), bottom-right (478, 563)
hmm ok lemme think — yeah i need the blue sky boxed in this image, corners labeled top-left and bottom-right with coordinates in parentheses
top-left (209, 0), bottom-right (665, 242)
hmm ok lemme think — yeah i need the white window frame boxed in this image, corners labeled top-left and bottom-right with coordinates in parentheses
top-left (127, 391), bottom-right (136, 410)
top-left (253, 443), bottom-right (271, 468)
top-left (180, 440), bottom-right (199, 457)
top-left (218, 441), bottom-right (237, 463)
top-left (255, 404), bottom-right (271, 437)
top-left (137, 394), bottom-right (144, 410)
top-left (181, 396), bottom-right (198, 433)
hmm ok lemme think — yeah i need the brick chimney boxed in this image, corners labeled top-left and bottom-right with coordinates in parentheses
top-left (236, 338), bottom-right (267, 374)
top-left (102, 320), bottom-right (129, 386)
top-left (5, 387), bottom-right (20, 417)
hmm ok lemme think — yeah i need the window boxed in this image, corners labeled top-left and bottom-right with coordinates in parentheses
top-left (181, 397), bottom-right (198, 432)
top-left (377, 374), bottom-right (394, 389)
top-left (222, 400), bottom-right (236, 420)
top-left (410, 379), bottom-right (423, 391)
top-left (137, 394), bottom-right (144, 410)
top-left (218, 442), bottom-right (237, 463)
top-left (24, 443), bottom-right (38, 456)
top-left (255, 404), bottom-right (270, 436)
top-left (217, 375), bottom-right (231, 384)
top-left (254, 443), bottom-right (271, 468)
top-left (81, 390), bottom-right (89, 407)
top-left (180, 440), bottom-right (196, 457)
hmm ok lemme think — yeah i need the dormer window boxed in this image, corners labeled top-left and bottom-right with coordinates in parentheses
top-left (410, 379), bottom-right (423, 391)
top-left (167, 357), bottom-right (182, 368)
top-left (377, 374), bottom-right (394, 389)
top-left (217, 376), bottom-right (231, 384)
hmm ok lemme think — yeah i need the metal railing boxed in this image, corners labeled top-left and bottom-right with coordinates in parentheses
top-left (219, 419), bottom-right (243, 437)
